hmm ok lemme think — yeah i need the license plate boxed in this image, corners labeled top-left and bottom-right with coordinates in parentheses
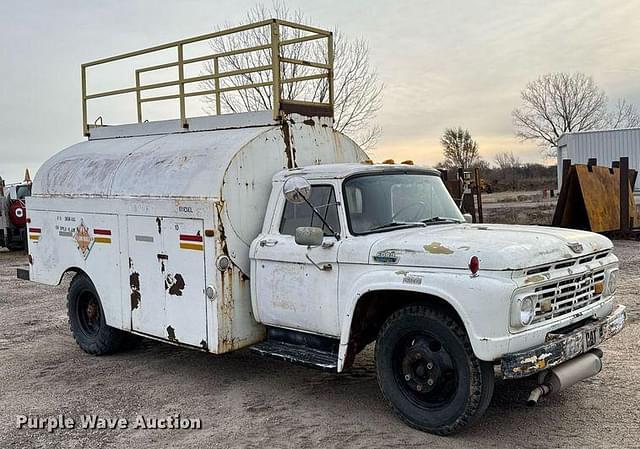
top-left (584, 325), bottom-right (603, 351)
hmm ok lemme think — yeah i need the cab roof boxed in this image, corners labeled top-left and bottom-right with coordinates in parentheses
top-left (273, 163), bottom-right (440, 182)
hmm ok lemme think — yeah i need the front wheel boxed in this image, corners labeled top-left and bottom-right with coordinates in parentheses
top-left (375, 305), bottom-right (494, 435)
top-left (67, 273), bottom-right (125, 355)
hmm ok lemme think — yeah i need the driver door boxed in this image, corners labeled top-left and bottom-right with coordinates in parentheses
top-left (253, 184), bottom-right (341, 336)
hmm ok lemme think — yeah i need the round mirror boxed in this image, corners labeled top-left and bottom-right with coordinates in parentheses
top-left (283, 176), bottom-right (311, 204)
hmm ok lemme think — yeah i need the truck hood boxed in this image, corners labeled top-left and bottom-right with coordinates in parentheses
top-left (368, 223), bottom-right (613, 271)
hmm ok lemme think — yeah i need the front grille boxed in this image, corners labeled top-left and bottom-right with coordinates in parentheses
top-left (532, 269), bottom-right (605, 324)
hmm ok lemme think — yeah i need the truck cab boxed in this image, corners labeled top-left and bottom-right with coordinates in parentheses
top-left (248, 162), bottom-right (624, 434)
top-left (0, 178), bottom-right (31, 250)
top-left (20, 19), bottom-right (626, 436)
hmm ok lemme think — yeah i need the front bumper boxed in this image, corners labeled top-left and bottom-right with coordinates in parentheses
top-left (501, 304), bottom-right (626, 379)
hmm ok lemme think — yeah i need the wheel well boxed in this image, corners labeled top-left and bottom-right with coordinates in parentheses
top-left (343, 290), bottom-right (464, 369)
top-left (58, 267), bottom-right (87, 285)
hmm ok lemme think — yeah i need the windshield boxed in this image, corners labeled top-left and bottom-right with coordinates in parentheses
top-left (16, 185), bottom-right (31, 199)
top-left (343, 173), bottom-right (464, 234)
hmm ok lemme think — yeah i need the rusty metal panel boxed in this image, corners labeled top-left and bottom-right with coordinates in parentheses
top-left (554, 164), bottom-right (637, 232)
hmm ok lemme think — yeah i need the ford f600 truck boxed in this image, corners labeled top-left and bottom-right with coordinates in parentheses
top-left (19, 20), bottom-right (626, 435)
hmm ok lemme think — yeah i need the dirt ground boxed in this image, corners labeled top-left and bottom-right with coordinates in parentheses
top-left (1, 242), bottom-right (639, 449)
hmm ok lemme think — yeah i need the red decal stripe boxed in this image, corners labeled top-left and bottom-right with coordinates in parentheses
top-left (29, 228), bottom-right (41, 233)
top-left (180, 234), bottom-right (203, 242)
top-left (94, 229), bottom-right (112, 235)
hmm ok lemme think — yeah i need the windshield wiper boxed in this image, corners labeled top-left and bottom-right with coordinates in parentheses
top-left (421, 216), bottom-right (462, 225)
top-left (370, 221), bottom-right (427, 231)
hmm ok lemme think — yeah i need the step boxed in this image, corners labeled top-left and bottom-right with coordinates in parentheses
top-left (250, 339), bottom-right (338, 372)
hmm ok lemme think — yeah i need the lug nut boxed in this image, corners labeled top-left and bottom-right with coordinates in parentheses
top-left (416, 384), bottom-right (423, 391)
top-left (405, 374), bottom-right (411, 381)
top-left (427, 362), bottom-right (433, 370)
top-left (427, 379), bottom-right (434, 386)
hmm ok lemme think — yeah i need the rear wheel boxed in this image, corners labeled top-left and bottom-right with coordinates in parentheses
top-left (375, 305), bottom-right (494, 435)
top-left (68, 273), bottom-right (125, 355)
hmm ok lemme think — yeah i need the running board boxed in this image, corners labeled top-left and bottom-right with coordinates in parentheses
top-left (250, 327), bottom-right (339, 372)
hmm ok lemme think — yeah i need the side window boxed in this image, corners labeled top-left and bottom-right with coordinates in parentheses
top-left (280, 185), bottom-right (341, 236)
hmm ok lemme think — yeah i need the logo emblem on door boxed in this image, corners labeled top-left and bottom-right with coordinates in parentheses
top-left (74, 219), bottom-right (94, 259)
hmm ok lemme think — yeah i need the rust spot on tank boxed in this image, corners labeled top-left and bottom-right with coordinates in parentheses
top-left (200, 340), bottom-right (208, 350)
top-left (130, 272), bottom-right (141, 310)
top-left (303, 118), bottom-right (315, 126)
top-left (130, 272), bottom-right (139, 290)
top-left (281, 120), bottom-right (295, 169)
top-left (424, 242), bottom-right (454, 254)
top-left (167, 326), bottom-right (177, 342)
top-left (166, 273), bottom-right (185, 296)
top-left (131, 291), bottom-right (140, 310)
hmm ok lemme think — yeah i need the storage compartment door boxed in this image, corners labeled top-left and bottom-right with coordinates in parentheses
top-left (162, 218), bottom-right (208, 347)
top-left (128, 216), bottom-right (166, 338)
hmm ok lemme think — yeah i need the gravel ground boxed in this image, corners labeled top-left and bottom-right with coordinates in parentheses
top-left (0, 242), bottom-right (638, 449)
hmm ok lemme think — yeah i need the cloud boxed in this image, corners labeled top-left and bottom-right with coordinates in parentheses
top-left (0, 0), bottom-right (638, 182)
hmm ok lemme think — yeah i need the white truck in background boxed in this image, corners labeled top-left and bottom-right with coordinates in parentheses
top-left (19, 20), bottom-right (626, 435)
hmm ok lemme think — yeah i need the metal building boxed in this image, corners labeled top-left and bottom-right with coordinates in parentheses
top-left (556, 127), bottom-right (640, 195)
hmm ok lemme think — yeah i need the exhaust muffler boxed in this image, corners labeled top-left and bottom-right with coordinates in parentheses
top-left (527, 348), bottom-right (603, 406)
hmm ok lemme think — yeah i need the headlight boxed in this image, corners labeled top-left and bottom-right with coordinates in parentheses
top-left (605, 269), bottom-right (618, 296)
top-left (511, 294), bottom-right (537, 328)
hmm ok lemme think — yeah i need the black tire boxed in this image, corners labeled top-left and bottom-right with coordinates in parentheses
top-left (67, 273), bottom-right (125, 355)
top-left (375, 305), bottom-right (494, 435)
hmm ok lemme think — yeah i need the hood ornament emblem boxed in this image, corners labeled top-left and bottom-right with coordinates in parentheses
top-left (374, 250), bottom-right (399, 264)
top-left (567, 242), bottom-right (584, 254)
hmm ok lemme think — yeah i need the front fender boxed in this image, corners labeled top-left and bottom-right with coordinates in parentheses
top-left (337, 266), bottom-right (517, 371)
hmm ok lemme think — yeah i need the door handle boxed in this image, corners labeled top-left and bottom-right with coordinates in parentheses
top-left (259, 239), bottom-right (278, 247)
top-left (305, 253), bottom-right (332, 271)
top-left (157, 253), bottom-right (168, 260)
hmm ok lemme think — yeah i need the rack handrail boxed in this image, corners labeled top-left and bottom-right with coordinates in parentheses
top-left (81, 19), bottom-right (334, 136)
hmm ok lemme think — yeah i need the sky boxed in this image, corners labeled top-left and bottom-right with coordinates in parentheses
top-left (1, 0), bottom-right (639, 183)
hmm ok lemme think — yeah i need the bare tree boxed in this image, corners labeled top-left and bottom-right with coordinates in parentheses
top-left (512, 72), bottom-right (640, 155)
top-left (494, 151), bottom-right (521, 190)
top-left (440, 127), bottom-right (480, 170)
top-left (200, 2), bottom-right (383, 150)
top-left (494, 151), bottom-right (521, 170)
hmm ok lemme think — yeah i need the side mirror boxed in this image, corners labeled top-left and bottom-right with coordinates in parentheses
top-left (295, 227), bottom-right (324, 247)
top-left (463, 213), bottom-right (473, 224)
top-left (283, 176), bottom-right (311, 204)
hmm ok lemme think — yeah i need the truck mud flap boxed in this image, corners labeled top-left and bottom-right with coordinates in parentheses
top-left (16, 268), bottom-right (30, 281)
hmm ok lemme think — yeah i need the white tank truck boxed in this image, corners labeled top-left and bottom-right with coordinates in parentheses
top-left (18, 20), bottom-right (626, 435)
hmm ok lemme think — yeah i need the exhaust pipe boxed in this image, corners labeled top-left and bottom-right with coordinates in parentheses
top-left (527, 348), bottom-right (603, 406)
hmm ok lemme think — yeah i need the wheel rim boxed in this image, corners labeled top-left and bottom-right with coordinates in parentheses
top-left (392, 332), bottom-right (459, 409)
top-left (76, 290), bottom-right (101, 337)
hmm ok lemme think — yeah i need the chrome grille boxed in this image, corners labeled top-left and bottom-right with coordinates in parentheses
top-left (532, 269), bottom-right (605, 324)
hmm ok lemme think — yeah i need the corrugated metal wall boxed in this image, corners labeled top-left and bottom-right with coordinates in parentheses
top-left (556, 128), bottom-right (640, 192)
